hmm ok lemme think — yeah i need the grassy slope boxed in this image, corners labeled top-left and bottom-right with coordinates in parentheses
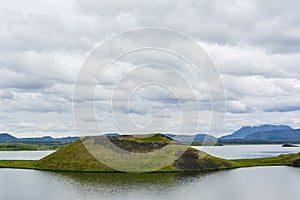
top-left (232, 152), bottom-right (300, 167)
top-left (34, 135), bottom-right (233, 172)
top-left (118, 134), bottom-right (174, 142)
top-left (35, 139), bottom-right (114, 172)
top-left (0, 160), bottom-right (37, 169)
top-left (0, 134), bottom-right (299, 172)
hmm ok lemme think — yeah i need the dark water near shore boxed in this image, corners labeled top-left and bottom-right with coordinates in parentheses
top-left (0, 166), bottom-right (300, 200)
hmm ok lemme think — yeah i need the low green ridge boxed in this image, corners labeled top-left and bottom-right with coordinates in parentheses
top-left (0, 133), bottom-right (300, 173)
top-left (190, 142), bottom-right (223, 146)
top-left (0, 142), bottom-right (69, 151)
top-left (0, 160), bottom-right (37, 169)
top-left (232, 152), bottom-right (300, 167)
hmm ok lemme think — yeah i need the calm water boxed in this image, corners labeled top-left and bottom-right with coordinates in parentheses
top-left (1, 146), bottom-right (300, 200)
top-left (0, 167), bottom-right (299, 200)
top-left (0, 150), bottom-right (54, 160)
top-left (193, 145), bottom-right (300, 159)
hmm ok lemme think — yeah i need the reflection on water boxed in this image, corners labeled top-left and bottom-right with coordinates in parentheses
top-left (41, 170), bottom-right (214, 199)
top-left (1, 167), bottom-right (300, 200)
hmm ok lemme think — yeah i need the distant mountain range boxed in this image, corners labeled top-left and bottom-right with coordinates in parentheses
top-left (0, 133), bottom-right (79, 143)
top-left (1, 124), bottom-right (300, 144)
top-left (167, 124), bottom-right (300, 144)
top-left (219, 124), bottom-right (300, 143)
top-left (0, 133), bottom-right (18, 142)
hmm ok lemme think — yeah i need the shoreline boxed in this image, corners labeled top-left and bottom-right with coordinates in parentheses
top-left (0, 152), bottom-right (299, 173)
top-left (1, 143), bottom-right (300, 151)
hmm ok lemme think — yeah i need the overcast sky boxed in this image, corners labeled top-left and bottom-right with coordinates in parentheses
top-left (1, 0), bottom-right (300, 137)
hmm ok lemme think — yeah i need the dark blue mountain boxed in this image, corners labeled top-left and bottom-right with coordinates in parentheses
top-left (0, 133), bottom-right (79, 143)
top-left (19, 136), bottom-right (80, 143)
top-left (245, 129), bottom-right (300, 142)
top-left (0, 133), bottom-right (18, 142)
top-left (219, 124), bottom-right (300, 143)
top-left (220, 124), bottom-right (293, 140)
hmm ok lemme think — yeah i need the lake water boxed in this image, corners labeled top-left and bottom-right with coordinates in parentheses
top-left (0, 150), bottom-right (54, 160)
top-left (1, 146), bottom-right (300, 200)
top-left (0, 167), bottom-right (299, 200)
top-left (193, 144), bottom-right (300, 159)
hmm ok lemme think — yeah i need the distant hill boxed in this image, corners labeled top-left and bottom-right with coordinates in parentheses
top-left (19, 136), bottom-right (80, 143)
top-left (165, 133), bottom-right (218, 145)
top-left (245, 129), bottom-right (300, 142)
top-left (0, 133), bottom-right (18, 142)
top-left (219, 124), bottom-right (300, 143)
top-left (0, 133), bottom-right (79, 143)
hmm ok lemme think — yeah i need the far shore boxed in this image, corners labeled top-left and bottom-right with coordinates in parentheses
top-left (2, 142), bottom-right (300, 151)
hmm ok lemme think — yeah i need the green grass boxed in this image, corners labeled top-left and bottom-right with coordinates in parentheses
top-left (117, 133), bottom-right (174, 142)
top-left (0, 160), bottom-right (37, 169)
top-left (35, 138), bottom-right (232, 172)
top-left (0, 142), bottom-right (69, 151)
top-left (191, 142), bottom-right (223, 146)
top-left (35, 139), bottom-right (115, 172)
top-left (0, 134), bottom-right (233, 173)
top-left (2, 152), bottom-right (299, 173)
top-left (231, 152), bottom-right (300, 168)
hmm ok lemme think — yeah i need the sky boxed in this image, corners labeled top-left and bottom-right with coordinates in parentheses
top-left (1, 0), bottom-right (300, 137)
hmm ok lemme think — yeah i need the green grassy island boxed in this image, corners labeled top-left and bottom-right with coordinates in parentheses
top-left (0, 134), bottom-right (299, 173)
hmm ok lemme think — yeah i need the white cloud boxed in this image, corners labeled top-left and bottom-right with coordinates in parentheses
top-left (1, 0), bottom-right (300, 136)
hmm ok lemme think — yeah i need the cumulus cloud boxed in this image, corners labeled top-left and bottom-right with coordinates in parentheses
top-left (1, 0), bottom-right (300, 136)
top-left (75, 0), bottom-right (300, 53)
top-left (0, 90), bottom-right (13, 99)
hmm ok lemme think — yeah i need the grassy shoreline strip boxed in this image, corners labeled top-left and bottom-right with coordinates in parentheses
top-left (0, 152), bottom-right (299, 173)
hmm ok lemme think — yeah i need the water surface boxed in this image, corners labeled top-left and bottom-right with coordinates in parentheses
top-left (1, 146), bottom-right (300, 199)
top-left (0, 150), bottom-right (54, 160)
top-left (0, 166), bottom-right (299, 200)
top-left (193, 144), bottom-right (300, 159)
